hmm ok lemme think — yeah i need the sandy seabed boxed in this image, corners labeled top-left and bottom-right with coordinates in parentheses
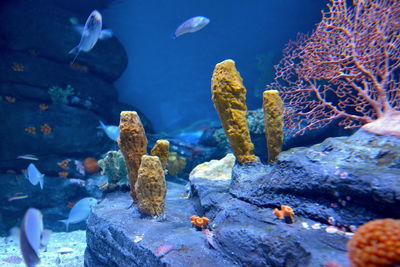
top-left (0, 230), bottom-right (86, 267)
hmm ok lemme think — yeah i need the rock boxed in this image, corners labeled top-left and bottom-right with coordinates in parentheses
top-left (230, 129), bottom-right (400, 226)
top-left (189, 154), bottom-right (235, 181)
top-left (84, 184), bottom-right (237, 267)
top-left (0, 101), bottom-right (114, 173)
top-left (0, 0), bottom-right (127, 81)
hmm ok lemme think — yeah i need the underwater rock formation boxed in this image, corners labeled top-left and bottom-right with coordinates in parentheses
top-left (211, 59), bottom-right (257, 164)
top-left (135, 155), bottom-right (166, 216)
top-left (189, 153), bottom-right (235, 181)
top-left (118, 111), bottom-right (148, 202)
top-left (230, 129), bottom-right (400, 226)
top-left (262, 90), bottom-right (284, 162)
top-left (150, 140), bottom-right (170, 170)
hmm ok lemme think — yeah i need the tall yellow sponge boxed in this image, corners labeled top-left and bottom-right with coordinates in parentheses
top-left (118, 111), bottom-right (148, 202)
top-left (135, 155), bottom-right (166, 216)
top-left (150, 140), bottom-right (170, 170)
top-left (211, 59), bottom-right (257, 164)
top-left (262, 90), bottom-right (284, 162)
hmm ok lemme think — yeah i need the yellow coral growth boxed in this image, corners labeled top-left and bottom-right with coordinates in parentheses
top-left (118, 111), bottom-right (148, 202)
top-left (150, 140), bottom-right (170, 170)
top-left (167, 152), bottom-right (186, 176)
top-left (262, 90), bottom-right (284, 162)
top-left (211, 59), bottom-right (257, 164)
top-left (135, 155), bottom-right (166, 216)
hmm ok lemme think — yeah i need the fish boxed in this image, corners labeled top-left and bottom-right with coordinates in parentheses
top-left (8, 192), bottom-right (28, 201)
top-left (2, 256), bottom-right (23, 264)
top-left (172, 16), bottom-right (210, 39)
top-left (24, 163), bottom-right (44, 189)
top-left (69, 10), bottom-right (113, 64)
top-left (17, 155), bottom-right (39, 161)
top-left (98, 121), bottom-right (119, 141)
top-left (20, 208), bottom-right (45, 267)
top-left (204, 229), bottom-right (217, 249)
top-left (155, 244), bottom-right (174, 257)
top-left (58, 197), bottom-right (98, 231)
top-left (69, 178), bottom-right (85, 186)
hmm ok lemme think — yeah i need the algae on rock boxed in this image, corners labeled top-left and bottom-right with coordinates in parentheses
top-left (98, 150), bottom-right (128, 186)
top-left (135, 155), bottom-right (166, 216)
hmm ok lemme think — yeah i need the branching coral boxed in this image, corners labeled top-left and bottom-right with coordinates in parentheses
top-left (48, 85), bottom-right (74, 105)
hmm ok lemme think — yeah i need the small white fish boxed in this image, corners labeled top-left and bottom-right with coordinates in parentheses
top-left (172, 16), bottom-right (210, 39)
top-left (20, 208), bottom-right (46, 267)
top-left (58, 197), bottom-right (98, 231)
top-left (17, 154), bottom-right (39, 161)
top-left (24, 163), bottom-right (44, 189)
top-left (8, 193), bottom-right (28, 201)
top-left (69, 10), bottom-right (113, 63)
top-left (68, 178), bottom-right (85, 186)
top-left (98, 121), bottom-right (119, 141)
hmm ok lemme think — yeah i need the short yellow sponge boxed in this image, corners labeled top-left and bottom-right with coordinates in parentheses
top-left (150, 140), bottom-right (170, 170)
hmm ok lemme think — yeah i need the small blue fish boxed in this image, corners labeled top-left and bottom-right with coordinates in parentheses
top-left (98, 121), bottom-right (119, 142)
top-left (69, 10), bottom-right (113, 63)
top-left (58, 197), bottom-right (98, 231)
top-left (20, 208), bottom-right (43, 267)
top-left (24, 163), bottom-right (44, 190)
top-left (172, 16), bottom-right (210, 39)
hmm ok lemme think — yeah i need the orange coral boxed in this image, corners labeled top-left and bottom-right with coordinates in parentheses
top-left (273, 205), bottom-right (295, 224)
top-left (11, 62), bottom-right (24, 72)
top-left (58, 172), bottom-right (69, 178)
top-left (57, 159), bottom-right (70, 170)
top-left (70, 62), bottom-right (88, 72)
top-left (39, 104), bottom-right (48, 111)
top-left (5, 96), bottom-right (16, 103)
top-left (191, 216), bottom-right (209, 229)
top-left (25, 127), bottom-right (36, 134)
top-left (40, 124), bottom-right (52, 134)
top-left (347, 218), bottom-right (400, 267)
top-left (83, 157), bottom-right (99, 174)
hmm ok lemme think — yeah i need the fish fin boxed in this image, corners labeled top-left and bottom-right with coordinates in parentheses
top-left (68, 46), bottom-right (80, 64)
top-left (171, 33), bottom-right (177, 40)
top-left (98, 121), bottom-right (106, 130)
top-left (39, 174), bottom-right (44, 190)
top-left (100, 29), bottom-right (113, 40)
top-left (58, 220), bottom-right (69, 232)
top-left (73, 25), bottom-right (85, 34)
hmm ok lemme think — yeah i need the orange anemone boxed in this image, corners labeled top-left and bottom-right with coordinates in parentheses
top-left (190, 215), bottom-right (209, 228)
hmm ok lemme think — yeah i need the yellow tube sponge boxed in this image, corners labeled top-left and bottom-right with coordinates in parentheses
top-left (150, 140), bottom-right (170, 170)
top-left (135, 155), bottom-right (166, 216)
top-left (118, 111), bottom-right (148, 202)
top-left (262, 90), bottom-right (284, 162)
top-left (211, 59), bottom-right (257, 164)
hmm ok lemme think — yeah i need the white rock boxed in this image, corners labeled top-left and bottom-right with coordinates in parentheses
top-left (189, 154), bottom-right (235, 181)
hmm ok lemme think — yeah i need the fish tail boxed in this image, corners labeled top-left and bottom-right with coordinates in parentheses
top-left (58, 219), bottom-right (69, 232)
top-left (68, 46), bottom-right (80, 64)
top-left (170, 33), bottom-right (177, 40)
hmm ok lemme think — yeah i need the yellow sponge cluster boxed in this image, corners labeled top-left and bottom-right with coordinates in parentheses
top-left (211, 59), bottom-right (257, 164)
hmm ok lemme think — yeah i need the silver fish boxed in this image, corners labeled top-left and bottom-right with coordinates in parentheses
top-left (69, 10), bottom-right (113, 63)
top-left (98, 121), bottom-right (119, 142)
top-left (20, 208), bottom-right (43, 267)
top-left (173, 16), bottom-right (210, 39)
top-left (17, 155), bottom-right (39, 161)
top-left (24, 163), bottom-right (44, 190)
top-left (58, 197), bottom-right (98, 231)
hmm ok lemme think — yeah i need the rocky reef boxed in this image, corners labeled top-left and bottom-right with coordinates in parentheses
top-left (84, 129), bottom-right (399, 266)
